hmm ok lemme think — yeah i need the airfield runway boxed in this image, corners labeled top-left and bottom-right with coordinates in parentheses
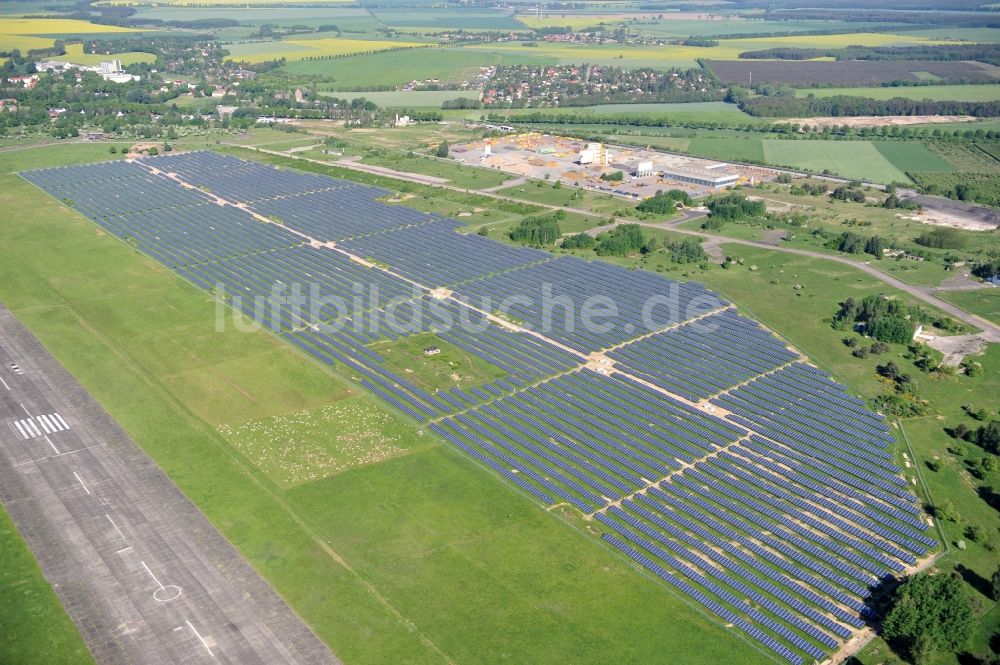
top-left (0, 305), bottom-right (338, 665)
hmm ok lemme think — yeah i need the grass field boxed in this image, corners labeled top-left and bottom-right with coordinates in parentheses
top-left (762, 139), bottom-right (909, 183)
top-left (288, 48), bottom-right (547, 89)
top-left (497, 102), bottom-right (763, 126)
top-left (938, 288), bottom-right (1000, 326)
top-left (361, 152), bottom-right (511, 189)
top-left (0, 18), bottom-right (142, 52)
top-left (687, 136), bottom-right (766, 162)
top-left (225, 38), bottom-right (429, 64)
top-left (0, 142), bottom-right (780, 665)
top-left (60, 42), bottom-right (155, 66)
top-left (0, 504), bottom-right (95, 665)
top-left (873, 141), bottom-right (955, 174)
top-left (371, 332), bottom-right (507, 392)
top-left (795, 84), bottom-right (1000, 102)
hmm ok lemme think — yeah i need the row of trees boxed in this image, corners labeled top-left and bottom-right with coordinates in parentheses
top-left (739, 43), bottom-right (1000, 66)
top-left (740, 94), bottom-right (1000, 119)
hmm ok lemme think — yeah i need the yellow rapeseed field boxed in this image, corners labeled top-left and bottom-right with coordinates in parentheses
top-left (224, 38), bottom-right (430, 64)
top-left (0, 19), bottom-right (142, 54)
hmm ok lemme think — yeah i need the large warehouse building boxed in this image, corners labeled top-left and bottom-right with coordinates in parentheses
top-left (657, 163), bottom-right (740, 189)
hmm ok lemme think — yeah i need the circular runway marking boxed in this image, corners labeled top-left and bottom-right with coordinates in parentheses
top-left (154, 585), bottom-right (182, 602)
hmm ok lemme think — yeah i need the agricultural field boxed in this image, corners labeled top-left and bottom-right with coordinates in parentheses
top-left (687, 136), bottom-right (766, 162)
top-left (873, 142), bottom-right (955, 174)
top-left (762, 139), bottom-right (910, 182)
top-left (288, 48), bottom-right (546, 88)
top-left (707, 59), bottom-right (999, 87)
top-left (928, 142), bottom-right (1000, 172)
top-left (135, 6), bottom-right (380, 31)
top-left (0, 18), bottom-right (143, 53)
top-left (794, 84), bottom-right (1000, 102)
top-left (460, 31), bottom-right (957, 71)
top-left (59, 42), bottom-right (155, 66)
top-left (908, 172), bottom-right (1000, 206)
top-left (373, 7), bottom-right (523, 31)
top-left (514, 14), bottom-right (878, 38)
top-left (572, 101), bottom-right (755, 123)
top-left (225, 38), bottom-right (430, 64)
top-left (0, 505), bottom-right (96, 665)
top-left (325, 90), bottom-right (481, 108)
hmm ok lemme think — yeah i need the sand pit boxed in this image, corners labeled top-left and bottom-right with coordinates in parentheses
top-left (782, 115), bottom-right (979, 129)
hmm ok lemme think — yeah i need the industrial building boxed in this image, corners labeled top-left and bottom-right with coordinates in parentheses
top-left (450, 133), bottom-right (776, 199)
top-left (658, 164), bottom-right (739, 189)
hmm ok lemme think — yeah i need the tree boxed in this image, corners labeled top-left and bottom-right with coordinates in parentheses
top-left (561, 233), bottom-right (595, 250)
top-left (992, 565), bottom-right (1000, 602)
top-left (972, 421), bottom-right (1000, 454)
top-left (508, 211), bottom-right (563, 245)
top-left (882, 573), bottom-right (975, 664)
top-left (435, 141), bottom-right (449, 158)
top-left (636, 189), bottom-right (691, 215)
top-left (916, 227), bottom-right (966, 250)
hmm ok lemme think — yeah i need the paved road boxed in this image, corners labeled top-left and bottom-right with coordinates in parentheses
top-left (0, 305), bottom-right (339, 665)
top-left (235, 145), bottom-right (1000, 341)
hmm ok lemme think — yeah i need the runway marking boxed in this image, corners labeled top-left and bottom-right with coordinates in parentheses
top-left (19, 403), bottom-right (30, 417)
top-left (13, 442), bottom-right (107, 467)
top-left (0, 376), bottom-right (8, 390)
top-left (105, 514), bottom-right (125, 540)
top-left (23, 419), bottom-right (41, 438)
top-left (12, 421), bottom-right (28, 439)
top-left (141, 560), bottom-right (183, 602)
top-left (44, 435), bottom-right (59, 455)
top-left (141, 560), bottom-right (164, 587)
top-left (9, 414), bottom-right (69, 439)
top-left (73, 471), bottom-right (91, 495)
top-left (186, 620), bottom-right (215, 658)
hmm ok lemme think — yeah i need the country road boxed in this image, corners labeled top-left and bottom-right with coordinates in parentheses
top-left (231, 144), bottom-right (1000, 342)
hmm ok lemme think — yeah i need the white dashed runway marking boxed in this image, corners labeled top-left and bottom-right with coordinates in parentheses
top-left (9, 413), bottom-right (69, 439)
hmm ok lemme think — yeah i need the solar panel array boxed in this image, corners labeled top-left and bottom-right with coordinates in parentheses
top-left (21, 151), bottom-right (935, 664)
top-left (609, 309), bottom-right (801, 401)
top-left (453, 257), bottom-right (726, 353)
